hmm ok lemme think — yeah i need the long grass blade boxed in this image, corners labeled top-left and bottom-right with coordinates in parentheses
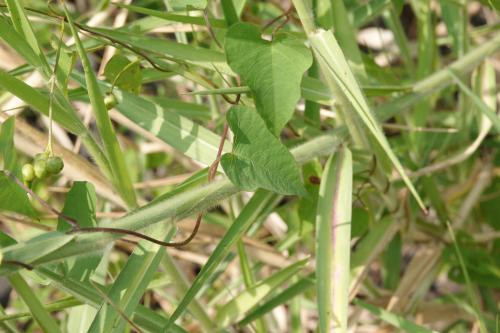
top-left (309, 30), bottom-right (426, 211)
top-left (8, 273), bottom-right (61, 333)
top-left (316, 146), bottom-right (352, 332)
top-left (63, 5), bottom-right (137, 208)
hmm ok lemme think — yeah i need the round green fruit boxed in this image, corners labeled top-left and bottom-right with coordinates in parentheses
top-left (34, 151), bottom-right (49, 161)
top-left (104, 93), bottom-right (118, 110)
top-left (22, 163), bottom-right (35, 182)
top-left (34, 159), bottom-right (48, 178)
top-left (47, 156), bottom-right (64, 175)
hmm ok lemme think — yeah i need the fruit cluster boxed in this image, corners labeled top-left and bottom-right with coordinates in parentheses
top-left (22, 152), bottom-right (64, 183)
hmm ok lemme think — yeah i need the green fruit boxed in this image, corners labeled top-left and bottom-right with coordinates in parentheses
top-left (34, 159), bottom-right (48, 178)
top-left (34, 151), bottom-right (49, 161)
top-left (47, 156), bottom-right (64, 174)
top-left (22, 164), bottom-right (35, 182)
top-left (104, 93), bottom-right (118, 110)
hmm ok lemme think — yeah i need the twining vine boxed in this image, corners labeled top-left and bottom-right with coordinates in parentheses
top-left (1, 1), bottom-right (296, 270)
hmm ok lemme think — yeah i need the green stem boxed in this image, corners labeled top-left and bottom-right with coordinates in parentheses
top-left (0, 130), bottom-right (345, 272)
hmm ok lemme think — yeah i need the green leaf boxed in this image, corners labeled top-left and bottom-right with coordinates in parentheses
top-left (0, 70), bottom-right (86, 135)
top-left (215, 258), bottom-right (308, 327)
top-left (88, 224), bottom-right (174, 333)
top-left (86, 26), bottom-right (228, 71)
top-left (354, 299), bottom-right (439, 333)
top-left (239, 274), bottom-right (315, 326)
top-left (221, 106), bottom-right (305, 196)
top-left (163, 190), bottom-right (278, 331)
top-left (309, 29), bottom-right (426, 211)
top-left (64, 5), bottom-right (137, 208)
top-left (221, 0), bottom-right (239, 26)
top-left (112, 3), bottom-right (225, 28)
top-left (169, 0), bottom-right (207, 10)
top-left (104, 55), bottom-right (142, 94)
top-left (71, 71), bottom-right (231, 168)
top-left (0, 16), bottom-right (47, 76)
top-left (8, 274), bottom-right (61, 333)
top-left (439, 0), bottom-right (467, 56)
top-left (0, 117), bottom-right (16, 172)
top-left (225, 23), bottom-right (313, 135)
top-left (57, 182), bottom-right (100, 281)
top-left (448, 69), bottom-right (500, 134)
top-left (0, 172), bottom-right (36, 217)
top-left (2, 232), bottom-right (75, 266)
top-left (316, 147), bottom-right (352, 332)
top-left (37, 268), bottom-right (188, 333)
top-left (4, 0), bottom-right (50, 77)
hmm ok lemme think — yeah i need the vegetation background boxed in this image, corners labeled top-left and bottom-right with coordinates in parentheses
top-left (0, 0), bottom-right (498, 332)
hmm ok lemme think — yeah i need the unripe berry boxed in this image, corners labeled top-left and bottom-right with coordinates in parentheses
top-left (22, 164), bottom-right (35, 182)
top-left (47, 156), bottom-right (64, 175)
top-left (104, 93), bottom-right (117, 110)
top-left (34, 151), bottom-right (49, 161)
top-left (34, 158), bottom-right (48, 178)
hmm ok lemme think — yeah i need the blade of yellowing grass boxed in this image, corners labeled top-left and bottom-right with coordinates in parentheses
top-left (308, 29), bottom-right (426, 211)
top-left (316, 146), bottom-right (352, 332)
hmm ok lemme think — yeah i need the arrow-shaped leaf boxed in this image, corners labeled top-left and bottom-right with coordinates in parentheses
top-left (225, 23), bottom-right (312, 135)
top-left (221, 106), bottom-right (305, 196)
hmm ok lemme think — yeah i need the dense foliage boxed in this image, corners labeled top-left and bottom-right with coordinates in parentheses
top-left (0, 0), bottom-right (498, 332)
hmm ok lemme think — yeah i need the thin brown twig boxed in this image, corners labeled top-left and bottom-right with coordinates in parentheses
top-left (262, 6), bottom-right (293, 31)
top-left (2, 260), bottom-right (34, 270)
top-left (208, 122), bottom-right (229, 181)
top-left (203, 7), bottom-right (222, 49)
top-left (168, 121), bottom-right (230, 247)
top-left (271, 13), bottom-right (291, 40)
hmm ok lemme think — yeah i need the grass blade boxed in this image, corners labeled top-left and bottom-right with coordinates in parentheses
top-left (316, 146), bottom-right (352, 332)
top-left (8, 273), bottom-right (61, 333)
top-left (4, 0), bottom-right (50, 77)
top-left (215, 258), bottom-right (308, 327)
top-left (112, 2), bottom-right (226, 28)
top-left (376, 32), bottom-right (500, 121)
top-left (0, 133), bottom-right (344, 274)
top-left (64, 6), bottom-right (137, 208)
top-left (309, 29), bottom-right (426, 211)
top-left (88, 225), bottom-right (175, 333)
top-left (354, 299), bottom-right (439, 333)
top-left (71, 72), bottom-right (231, 167)
top-left (163, 189), bottom-right (278, 330)
top-left (37, 268), bottom-right (188, 333)
top-left (448, 69), bottom-right (500, 133)
top-left (239, 274), bottom-right (315, 326)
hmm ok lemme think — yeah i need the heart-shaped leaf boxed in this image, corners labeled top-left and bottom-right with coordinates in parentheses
top-left (104, 54), bottom-right (142, 94)
top-left (57, 181), bottom-right (100, 281)
top-left (225, 23), bottom-right (312, 136)
top-left (221, 106), bottom-right (305, 196)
